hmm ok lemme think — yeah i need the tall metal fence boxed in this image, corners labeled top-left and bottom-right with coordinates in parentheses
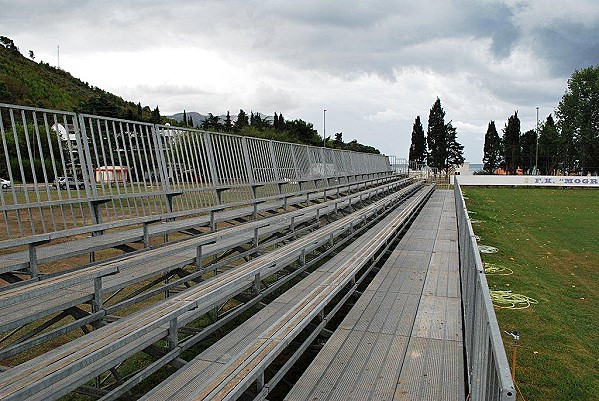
top-left (0, 103), bottom-right (391, 240)
top-left (454, 179), bottom-right (516, 400)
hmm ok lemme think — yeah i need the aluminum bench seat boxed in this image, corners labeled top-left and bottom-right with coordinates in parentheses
top-left (0, 177), bottom-right (403, 276)
top-left (0, 184), bottom-right (423, 401)
top-left (286, 190), bottom-right (465, 401)
top-left (140, 186), bottom-right (432, 401)
top-left (0, 180), bottom-right (409, 336)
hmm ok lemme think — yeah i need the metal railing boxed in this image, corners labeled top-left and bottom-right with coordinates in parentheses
top-left (0, 103), bottom-right (391, 240)
top-left (454, 178), bottom-right (516, 400)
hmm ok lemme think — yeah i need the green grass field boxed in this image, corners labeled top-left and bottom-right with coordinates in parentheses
top-left (463, 187), bottom-right (598, 401)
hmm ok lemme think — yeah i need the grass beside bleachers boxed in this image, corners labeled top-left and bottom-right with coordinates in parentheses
top-left (463, 187), bottom-right (598, 401)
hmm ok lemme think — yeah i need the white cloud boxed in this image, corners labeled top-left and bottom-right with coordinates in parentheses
top-left (365, 109), bottom-right (405, 123)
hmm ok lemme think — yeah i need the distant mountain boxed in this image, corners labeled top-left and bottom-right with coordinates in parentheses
top-left (169, 111), bottom-right (208, 127)
top-left (168, 111), bottom-right (275, 127)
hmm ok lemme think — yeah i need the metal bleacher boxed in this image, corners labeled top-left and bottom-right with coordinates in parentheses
top-left (286, 190), bottom-right (464, 401)
top-left (0, 103), bottom-right (515, 401)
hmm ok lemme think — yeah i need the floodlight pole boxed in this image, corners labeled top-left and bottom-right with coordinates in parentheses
top-left (535, 107), bottom-right (539, 175)
top-left (323, 109), bottom-right (327, 148)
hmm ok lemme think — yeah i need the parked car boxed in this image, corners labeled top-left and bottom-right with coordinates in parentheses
top-left (53, 176), bottom-right (85, 190)
top-left (0, 178), bottom-right (10, 189)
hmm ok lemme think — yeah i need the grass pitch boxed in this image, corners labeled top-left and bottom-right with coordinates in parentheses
top-left (463, 187), bottom-right (598, 401)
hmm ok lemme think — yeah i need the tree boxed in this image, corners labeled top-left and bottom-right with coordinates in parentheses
top-left (520, 129), bottom-right (536, 174)
top-left (286, 119), bottom-right (321, 145)
top-left (538, 114), bottom-right (561, 174)
top-left (409, 116), bottom-right (426, 165)
top-left (150, 106), bottom-right (161, 124)
top-left (224, 111), bottom-right (233, 132)
top-left (426, 98), bottom-right (447, 170)
top-left (235, 109), bottom-right (248, 131)
top-left (136, 102), bottom-right (143, 120)
top-left (273, 112), bottom-right (280, 130)
top-left (182, 110), bottom-right (187, 127)
top-left (503, 111), bottom-right (521, 174)
top-left (79, 93), bottom-right (119, 118)
top-left (556, 64), bottom-right (599, 174)
top-left (482, 121), bottom-right (502, 173)
top-left (277, 113), bottom-right (286, 131)
top-left (202, 113), bottom-right (222, 131)
top-left (250, 112), bottom-right (267, 129)
top-left (445, 122), bottom-right (464, 170)
top-left (28, 50), bottom-right (35, 60)
top-left (0, 36), bottom-right (19, 53)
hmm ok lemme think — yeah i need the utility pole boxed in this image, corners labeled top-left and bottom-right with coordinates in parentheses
top-left (535, 107), bottom-right (539, 175)
top-left (323, 109), bottom-right (327, 148)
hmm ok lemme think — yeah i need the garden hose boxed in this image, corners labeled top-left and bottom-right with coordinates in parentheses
top-left (491, 290), bottom-right (538, 309)
top-left (484, 262), bottom-right (513, 275)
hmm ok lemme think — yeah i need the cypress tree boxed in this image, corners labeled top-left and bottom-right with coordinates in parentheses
top-left (150, 106), bottom-right (161, 124)
top-left (427, 98), bottom-right (447, 170)
top-left (483, 121), bottom-right (502, 173)
top-left (224, 111), bottom-right (233, 132)
top-left (278, 113), bottom-right (285, 130)
top-left (446, 121), bottom-right (464, 170)
top-left (409, 116), bottom-right (426, 165)
top-left (519, 129), bottom-right (536, 173)
top-left (539, 114), bottom-right (560, 174)
top-left (503, 111), bottom-right (521, 174)
top-left (236, 109), bottom-right (248, 130)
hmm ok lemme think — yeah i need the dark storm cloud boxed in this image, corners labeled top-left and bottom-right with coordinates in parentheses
top-left (3, 0), bottom-right (596, 82)
top-left (533, 24), bottom-right (599, 75)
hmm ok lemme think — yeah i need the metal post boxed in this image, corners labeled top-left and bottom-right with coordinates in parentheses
top-left (535, 107), bottom-right (539, 175)
top-left (323, 109), bottom-right (327, 147)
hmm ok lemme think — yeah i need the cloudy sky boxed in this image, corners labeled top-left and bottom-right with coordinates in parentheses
top-left (2, 0), bottom-right (598, 162)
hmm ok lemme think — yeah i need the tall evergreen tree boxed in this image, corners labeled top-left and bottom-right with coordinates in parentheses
top-left (483, 120), bottom-right (502, 173)
top-left (150, 106), bottom-right (161, 124)
top-left (182, 110), bottom-right (187, 127)
top-left (188, 115), bottom-right (193, 127)
top-left (539, 114), bottom-right (561, 174)
top-left (224, 111), bottom-right (233, 132)
top-left (278, 113), bottom-right (286, 130)
top-left (236, 109), bottom-right (249, 130)
top-left (409, 116), bottom-right (426, 165)
top-left (520, 129), bottom-right (537, 174)
top-left (445, 122), bottom-right (464, 170)
top-left (503, 111), bottom-right (521, 174)
top-left (426, 98), bottom-right (447, 170)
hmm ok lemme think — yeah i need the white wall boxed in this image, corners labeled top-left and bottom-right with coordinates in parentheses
top-left (456, 175), bottom-right (599, 187)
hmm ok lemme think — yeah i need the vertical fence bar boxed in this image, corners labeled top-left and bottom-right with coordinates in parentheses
top-left (0, 103), bottom-right (392, 240)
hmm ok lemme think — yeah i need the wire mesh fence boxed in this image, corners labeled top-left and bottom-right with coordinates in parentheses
top-left (0, 103), bottom-right (392, 240)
